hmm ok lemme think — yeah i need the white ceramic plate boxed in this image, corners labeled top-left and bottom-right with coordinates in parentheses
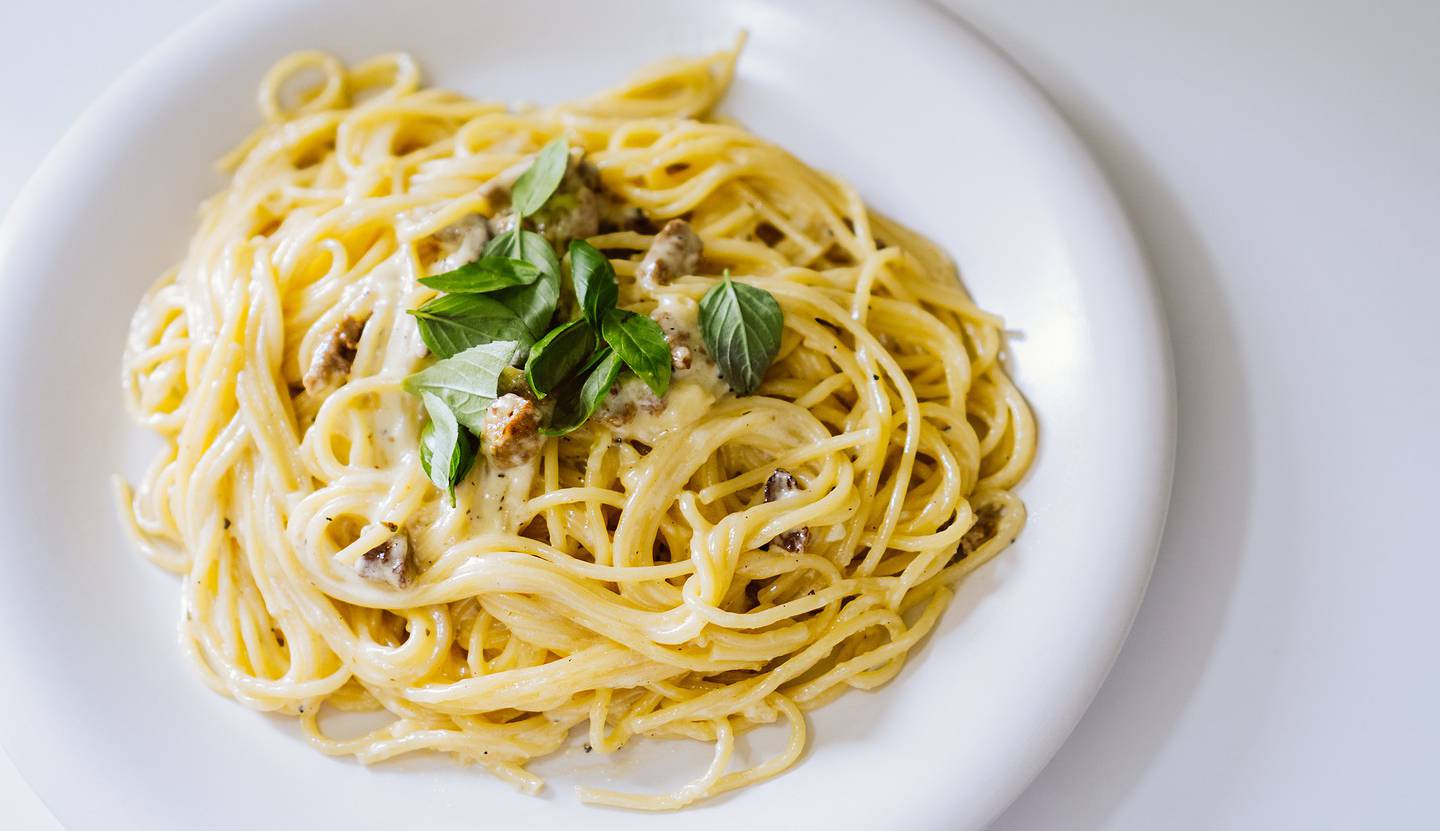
top-left (0, 0), bottom-right (1173, 828)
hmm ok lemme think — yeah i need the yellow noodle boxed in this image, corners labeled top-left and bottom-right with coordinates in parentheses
top-left (117, 41), bottom-right (1034, 810)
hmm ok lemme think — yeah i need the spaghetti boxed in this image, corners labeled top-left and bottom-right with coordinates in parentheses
top-left (117, 41), bottom-right (1034, 809)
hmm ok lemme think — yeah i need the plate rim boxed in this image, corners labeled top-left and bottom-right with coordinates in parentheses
top-left (0, 0), bottom-right (1176, 827)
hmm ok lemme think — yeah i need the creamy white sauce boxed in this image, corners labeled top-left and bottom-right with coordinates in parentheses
top-left (654, 293), bottom-right (700, 333)
top-left (357, 250), bottom-right (539, 534)
top-left (392, 206), bottom-right (434, 240)
top-left (431, 215), bottom-right (490, 274)
top-left (471, 461), bottom-right (537, 534)
top-left (599, 296), bottom-right (729, 444)
top-left (604, 377), bottom-right (720, 444)
top-left (637, 220), bottom-right (702, 290)
top-left (363, 255), bottom-right (429, 468)
top-left (654, 295), bottom-right (729, 395)
top-left (393, 208), bottom-right (491, 275)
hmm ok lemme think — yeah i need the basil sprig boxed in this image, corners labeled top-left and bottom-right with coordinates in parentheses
top-left (486, 229), bottom-right (562, 341)
top-left (566, 238), bottom-right (671, 395)
top-left (570, 239), bottom-right (619, 329)
top-left (419, 392), bottom-right (476, 505)
top-left (410, 141), bottom-right (571, 359)
top-left (403, 341), bottom-right (517, 434)
top-left (699, 272), bottom-right (784, 395)
top-left (543, 348), bottom-right (625, 436)
top-left (509, 138), bottom-right (570, 218)
top-left (405, 141), bottom-right (786, 501)
top-left (419, 256), bottom-right (541, 294)
top-left (525, 318), bottom-right (595, 399)
top-left (403, 139), bottom-right (579, 501)
top-left (601, 308), bottom-right (671, 397)
top-left (410, 293), bottom-right (533, 358)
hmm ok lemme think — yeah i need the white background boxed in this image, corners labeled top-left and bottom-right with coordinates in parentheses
top-left (1, 0), bottom-right (1436, 828)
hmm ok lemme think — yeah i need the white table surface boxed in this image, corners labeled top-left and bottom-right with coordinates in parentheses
top-left (2, 1), bottom-right (1436, 828)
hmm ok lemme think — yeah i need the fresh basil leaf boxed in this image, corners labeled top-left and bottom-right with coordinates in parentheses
top-left (410, 294), bottom-right (532, 358)
top-left (419, 256), bottom-right (541, 294)
top-left (403, 341), bottom-right (517, 433)
top-left (510, 137), bottom-right (569, 218)
top-left (600, 308), bottom-right (671, 397)
top-left (576, 347), bottom-right (609, 374)
top-left (699, 274), bottom-right (784, 396)
top-left (524, 318), bottom-right (596, 399)
top-left (484, 228), bottom-right (563, 277)
top-left (543, 348), bottom-right (624, 436)
top-left (569, 239), bottom-right (618, 329)
top-left (418, 392), bottom-right (476, 505)
top-left (486, 229), bottom-right (562, 340)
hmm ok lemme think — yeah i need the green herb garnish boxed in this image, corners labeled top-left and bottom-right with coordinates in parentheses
top-left (405, 140), bottom-right (769, 498)
top-left (418, 392), bottom-right (477, 505)
top-left (569, 239), bottom-right (668, 396)
top-left (419, 256), bottom-right (541, 294)
top-left (524, 318), bottom-right (596, 399)
top-left (698, 272), bottom-right (784, 396)
top-left (569, 239), bottom-right (619, 329)
top-left (485, 229), bottom-right (562, 341)
top-left (403, 341), bottom-right (518, 433)
top-left (543, 348), bottom-right (625, 436)
top-left (600, 308), bottom-right (671, 397)
top-left (409, 293), bottom-right (533, 358)
top-left (509, 137), bottom-right (570, 218)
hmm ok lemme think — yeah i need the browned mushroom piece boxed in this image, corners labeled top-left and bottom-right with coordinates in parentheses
top-left (763, 469), bottom-right (811, 553)
top-left (482, 393), bottom-right (542, 468)
top-left (598, 199), bottom-right (656, 234)
top-left (653, 304), bottom-right (701, 371)
top-left (637, 219), bottom-right (703, 287)
top-left (594, 396), bottom-right (636, 429)
top-left (429, 213), bottom-right (492, 273)
top-left (302, 316), bottom-right (367, 395)
top-left (595, 378), bottom-right (667, 428)
top-left (958, 503), bottom-right (1004, 559)
top-left (356, 530), bottom-right (415, 589)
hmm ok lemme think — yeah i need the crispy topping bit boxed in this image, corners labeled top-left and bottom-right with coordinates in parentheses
top-left (302, 316), bottom-right (366, 395)
top-left (652, 299), bottom-right (716, 377)
top-left (482, 393), bottom-right (542, 468)
top-left (764, 469), bottom-right (800, 502)
top-left (958, 504), bottom-right (1004, 559)
top-left (429, 214), bottom-right (492, 273)
top-left (596, 378), bottom-right (666, 428)
top-left (598, 201), bottom-right (656, 234)
top-left (356, 530), bottom-right (414, 589)
top-left (638, 219), bottom-right (703, 287)
top-left (596, 399), bottom-right (635, 428)
top-left (764, 469), bottom-right (811, 553)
